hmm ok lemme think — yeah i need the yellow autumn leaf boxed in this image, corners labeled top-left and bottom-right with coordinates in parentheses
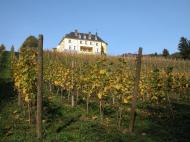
top-left (25, 95), bottom-right (30, 103)
top-left (115, 84), bottom-right (122, 90)
top-left (97, 93), bottom-right (102, 99)
top-left (99, 69), bottom-right (106, 75)
top-left (127, 95), bottom-right (133, 100)
top-left (123, 98), bottom-right (129, 104)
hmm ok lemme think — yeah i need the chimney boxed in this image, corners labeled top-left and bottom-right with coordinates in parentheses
top-left (95, 32), bottom-right (98, 40)
top-left (78, 34), bottom-right (81, 39)
top-left (74, 29), bottom-right (78, 36)
top-left (88, 32), bottom-right (91, 40)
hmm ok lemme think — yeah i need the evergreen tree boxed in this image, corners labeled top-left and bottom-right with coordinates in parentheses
top-left (0, 44), bottom-right (6, 53)
top-left (178, 37), bottom-right (190, 59)
top-left (162, 48), bottom-right (169, 57)
top-left (0, 44), bottom-right (6, 68)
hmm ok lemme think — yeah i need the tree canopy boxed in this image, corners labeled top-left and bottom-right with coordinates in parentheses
top-left (0, 44), bottom-right (6, 53)
top-left (162, 49), bottom-right (169, 57)
top-left (178, 37), bottom-right (190, 59)
top-left (20, 36), bottom-right (38, 50)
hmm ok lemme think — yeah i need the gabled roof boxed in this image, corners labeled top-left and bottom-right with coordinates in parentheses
top-left (59, 31), bottom-right (108, 45)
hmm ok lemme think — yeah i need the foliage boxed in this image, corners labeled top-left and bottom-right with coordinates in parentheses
top-left (1, 48), bottom-right (190, 141)
top-left (0, 44), bottom-right (6, 68)
top-left (170, 52), bottom-right (181, 59)
top-left (162, 48), bottom-right (169, 57)
top-left (20, 36), bottom-right (38, 50)
top-left (43, 52), bottom-right (190, 107)
top-left (178, 37), bottom-right (190, 59)
top-left (12, 36), bottom-right (38, 104)
top-left (0, 44), bottom-right (6, 52)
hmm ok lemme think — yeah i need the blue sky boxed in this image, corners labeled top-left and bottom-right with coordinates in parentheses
top-left (0, 0), bottom-right (190, 55)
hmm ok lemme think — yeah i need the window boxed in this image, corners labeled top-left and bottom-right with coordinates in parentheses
top-left (80, 40), bottom-right (82, 44)
top-left (85, 41), bottom-right (87, 45)
top-left (84, 35), bottom-right (86, 39)
top-left (74, 46), bottom-right (76, 50)
top-left (68, 39), bottom-right (71, 43)
top-left (78, 34), bottom-right (81, 39)
top-left (69, 46), bottom-right (71, 50)
top-left (80, 46), bottom-right (93, 52)
top-left (89, 35), bottom-right (91, 40)
top-left (96, 43), bottom-right (98, 46)
top-left (90, 42), bottom-right (92, 45)
top-left (97, 48), bottom-right (99, 52)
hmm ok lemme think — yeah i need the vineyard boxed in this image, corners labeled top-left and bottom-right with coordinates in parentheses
top-left (1, 42), bottom-right (190, 141)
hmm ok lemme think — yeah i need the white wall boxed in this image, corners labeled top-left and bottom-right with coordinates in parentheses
top-left (57, 38), bottom-right (107, 54)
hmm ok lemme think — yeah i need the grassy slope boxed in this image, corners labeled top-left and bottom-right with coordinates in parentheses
top-left (0, 92), bottom-right (153, 142)
top-left (0, 53), bottom-right (190, 142)
top-left (1, 87), bottom-right (190, 142)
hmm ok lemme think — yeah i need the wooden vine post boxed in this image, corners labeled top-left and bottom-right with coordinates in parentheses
top-left (71, 60), bottom-right (75, 107)
top-left (128, 47), bottom-right (142, 133)
top-left (36, 34), bottom-right (43, 138)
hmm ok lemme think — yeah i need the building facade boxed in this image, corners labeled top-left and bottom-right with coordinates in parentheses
top-left (56, 30), bottom-right (108, 54)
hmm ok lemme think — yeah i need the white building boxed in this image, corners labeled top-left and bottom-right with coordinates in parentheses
top-left (56, 30), bottom-right (108, 54)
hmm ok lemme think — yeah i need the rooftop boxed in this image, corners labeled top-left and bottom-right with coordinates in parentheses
top-left (59, 30), bottom-right (108, 45)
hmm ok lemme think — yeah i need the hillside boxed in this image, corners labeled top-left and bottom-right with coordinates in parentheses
top-left (0, 51), bottom-right (190, 142)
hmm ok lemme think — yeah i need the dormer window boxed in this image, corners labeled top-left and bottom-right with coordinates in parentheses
top-left (78, 34), bottom-right (81, 39)
top-left (83, 35), bottom-right (86, 39)
top-left (88, 32), bottom-right (91, 40)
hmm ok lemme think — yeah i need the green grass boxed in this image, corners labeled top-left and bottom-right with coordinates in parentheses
top-left (0, 91), bottom-right (150, 142)
top-left (1, 85), bottom-right (190, 142)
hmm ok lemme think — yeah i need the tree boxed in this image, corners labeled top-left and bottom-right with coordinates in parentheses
top-left (0, 44), bottom-right (6, 53)
top-left (162, 49), bottom-right (169, 57)
top-left (178, 37), bottom-right (190, 59)
top-left (0, 44), bottom-right (6, 67)
top-left (171, 52), bottom-right (181, 59)
top-left (20, 36), bottom-right (38, 52)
